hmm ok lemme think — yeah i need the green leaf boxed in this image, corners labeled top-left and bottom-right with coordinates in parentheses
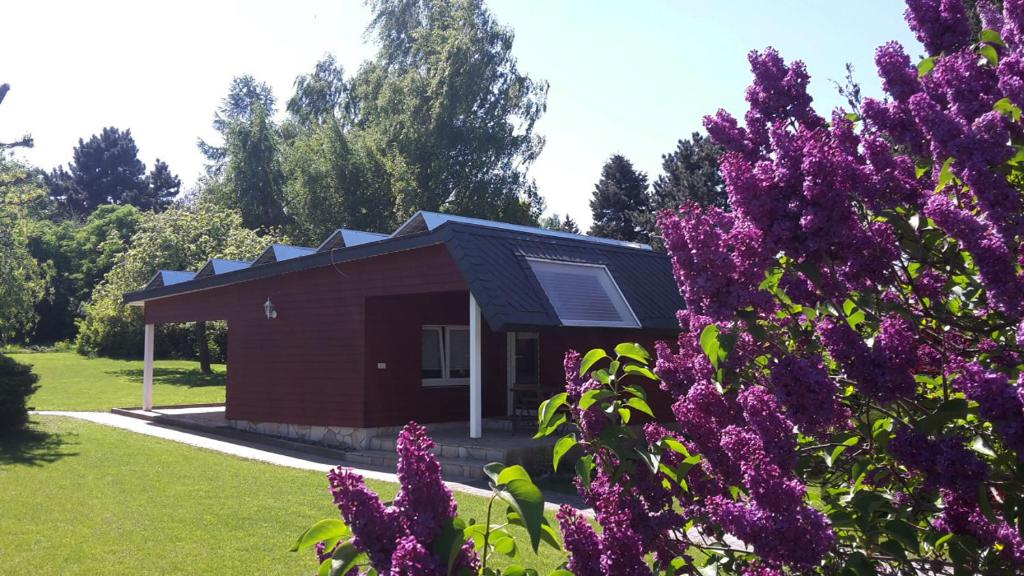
top-left (981, 28), bottom-right (1006, 47)
top-left (970, 436), bottom-right (996, 458)
top-left (328, 542), bottom-right (363, 576)
top-left (699, 324), bottom-right (721, 369)
top-left (623, 364), bottom-right (657, 381)
top-left (936, 157), bottom-right (955, 190)
top-left (535, 393), bottom-right (567, 437)
top-left (575, 455), bottom-right (594, 488)
top-left (291, 519), bottom-right (349, 552)
top-left (979, 44), bottom-right (999, 66)
top-left (578, 388), bottom-right (614, 410)
top-left (483, 462), bottom-right (505, 484)
top-left (994, 97), bottom-right (1023, 122)
top-left (507, 509), bottom-right (562, 551)
top-left (614, 342), bottom-right (650, 364)
top-left (533, 412), bottom-right (567, 439)
top-left (498, 478), bottom-right (546, 552)
top-left (552, 434), bottom-right (577, 472)
top-left (497, 464), bottom-right (533, 485)
top-left (624, 396), bottom-right (655, 418)
top-left (917, 56), bottom-right (936, 78)
top-left (432, 518), bottom-right (467, 576)
top-left (884, 519), bottom-right (919, 553)
top-left (579, 348), bottom-right (608, 375)
top-left (844, 551), bottom-right (877, 576)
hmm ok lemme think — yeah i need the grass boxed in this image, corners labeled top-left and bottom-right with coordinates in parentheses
top-left (9, 351), bottom-right (225, 411)
top-left (0, 416), bottom-right (567, 575)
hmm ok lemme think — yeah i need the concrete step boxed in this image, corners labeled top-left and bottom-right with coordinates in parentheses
top-left (339, 448), bottom-right (491, 481)
top-left (367, 435), bottom-right (508, 463)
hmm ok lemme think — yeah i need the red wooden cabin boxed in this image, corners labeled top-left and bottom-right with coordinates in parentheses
top-left (125, 212), bottom-right (683, 446)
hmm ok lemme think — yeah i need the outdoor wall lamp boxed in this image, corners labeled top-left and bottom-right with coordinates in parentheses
top-left (264, 297), bottom-right (277, 320)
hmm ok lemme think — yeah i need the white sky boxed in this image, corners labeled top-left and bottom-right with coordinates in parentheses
top-left (1, 1), bottom-right (921, 228)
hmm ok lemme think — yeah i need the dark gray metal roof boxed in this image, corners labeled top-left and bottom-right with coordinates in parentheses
top-left (124, 220), bottom-right (682, 331)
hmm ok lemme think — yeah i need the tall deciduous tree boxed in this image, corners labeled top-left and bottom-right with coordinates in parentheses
top-left (588, 154), bottom-right (649, 243)
top-left (287, 55), bottom-right (348, 129)
top-left (351, 0), bottom-right (549, 224)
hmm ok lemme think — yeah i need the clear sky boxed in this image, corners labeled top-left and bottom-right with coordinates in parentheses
top-left (1, 0), bottom-right (922, 228)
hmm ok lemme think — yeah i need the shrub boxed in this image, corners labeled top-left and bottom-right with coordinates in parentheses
top-left (532, 1), bottom-right (1024, 574)
top-left (0, 354), bottom-right (39, 435)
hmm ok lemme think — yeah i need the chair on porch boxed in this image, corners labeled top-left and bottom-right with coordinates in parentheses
top-left (510, 382), bottom-right (559, 432)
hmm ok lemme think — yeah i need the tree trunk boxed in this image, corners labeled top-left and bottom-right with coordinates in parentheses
top-left (196, 321), bottom-right (212, 374)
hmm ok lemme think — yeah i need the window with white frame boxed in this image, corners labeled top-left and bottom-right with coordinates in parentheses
top-left (421, 325), bottom-right (471, 386)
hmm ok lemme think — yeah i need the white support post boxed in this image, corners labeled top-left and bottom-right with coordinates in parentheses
top-left (469, 293), bottom-right (482, 439)
top-left (143, 323), bottom-right (154, 411)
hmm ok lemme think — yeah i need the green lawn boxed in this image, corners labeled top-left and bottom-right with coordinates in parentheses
top-left (10, 351), bottom-right (226, 410)
top-left (0, 416), bottom-right (567, 575)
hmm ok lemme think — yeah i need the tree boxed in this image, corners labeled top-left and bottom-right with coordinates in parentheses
top-left (198, 75), bottom-right (277, 175)
top-left (281, 120), bottom-right (395, 243)
top-left (350, 0), bottom-right (549, 224)
top-left (287, 55), bottom-right (349, 129)
top-left (46, 127), bottom-right (149, 216)
top-left (223, 103), bottom-right (289, 230)
top-left (0, 84), bottom-right (45, 343)
top-left (539, 213), bottom-right (580, 233)
top-left (632, 132), bottom-right (727, 247)
top-left (135, 159), bottom-right (181, 211)
top-left (0, 354), bottom-right (38, 436)
top-left (76, 200), bottom-right (279, 360)
top-left (25, 204), bottom-right (143, 342)
top-left (588, 154), bottom-right (649, 242)
top-left (0, 161), bottom-right (46, 343)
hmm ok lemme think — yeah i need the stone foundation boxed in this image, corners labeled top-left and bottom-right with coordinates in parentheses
top-left (226, 419), bottom-right (403, 450)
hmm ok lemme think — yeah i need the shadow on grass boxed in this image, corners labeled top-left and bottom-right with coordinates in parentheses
top-left (0, 423), bottom-right (78, 466)
top-left (108, 368), bottom-right (226, 388)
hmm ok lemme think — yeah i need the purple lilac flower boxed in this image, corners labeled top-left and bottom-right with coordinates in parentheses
top-left (673, 381), bottom-right (741, 490)
top-left (582, 474), bottom-right (653, 576)
top-left (1005, 0), bottom-right (1024, 49)
top-left (926, 50), bottom-right (1001, 124)
top-left (659, 206), bottom-right (770, 321)
top-left (745, 48), bottom-right (821, 128)
top-left (861, 135), bottom-right (925, 209)
top-left (557, 505), bottom-right (602, 576)
top-left (770, 355), bottom-right (851, 436)
top-left (708, 402), bottom-right (835, 569)
top-left (743, 566), bottom-right (783, 576)
top-left (936, 490), bottom-right (1024, 565)
top-left (388, 535), bottom-right (441, 576)
top-left (563, 350), bottom-right (607, 441)
top-left (328, 468), bottom-right (404, 571)
top-left (953, 363), bottom-right (1024, 457)
top-left (393, 422), bottom-right (457, 544)
top-left (999, 54), bottom-right (1024, 110)
top-left (904, 0), bottom-right (971, 55)
top-left (735, 386), bottom-right (798, 471)
top-left (924, 194), bottom-right (1024, 318)
top-left (890, 428), bottom-right (988, 497)
top-left (654, 311), bottom-right (715, 396)
top-left (816, 317), bottom-right (916, 403)
top-left (979, 0), bottom-right (1005, 31)
top-left (875, 41), bottom-right (921, 102)
top-left (862, 97), bottom-right (929, 155)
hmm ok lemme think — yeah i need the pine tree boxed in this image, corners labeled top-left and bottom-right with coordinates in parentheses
top-left (588, 155), bottom-right (649, 242)
top-left (631, 132), bottom-right (726, 247)
top-left (47, 127), bottom-right (149, 216)
top-left (142, 160), bottom-right (182, 211)
top-left (562, 215), bottom-right (580, 234)
top-left (225, 103), bottom-right (288, 230)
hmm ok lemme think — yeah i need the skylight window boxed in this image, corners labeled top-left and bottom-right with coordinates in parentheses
top-left (527, 259), bottom-right (640, 328)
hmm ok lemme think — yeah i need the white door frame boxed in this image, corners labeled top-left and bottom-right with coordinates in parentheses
top-left (506, 331), bottom-right (539, 416)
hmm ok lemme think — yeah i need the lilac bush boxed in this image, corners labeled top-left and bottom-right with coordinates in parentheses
top-left (534, 0), bottom-right (1024, 573)
top-left (293, 421), bottom-right (561, 576)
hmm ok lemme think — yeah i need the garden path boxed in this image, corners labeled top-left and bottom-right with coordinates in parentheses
top-left (32, 411), bottom-right (579, 511)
